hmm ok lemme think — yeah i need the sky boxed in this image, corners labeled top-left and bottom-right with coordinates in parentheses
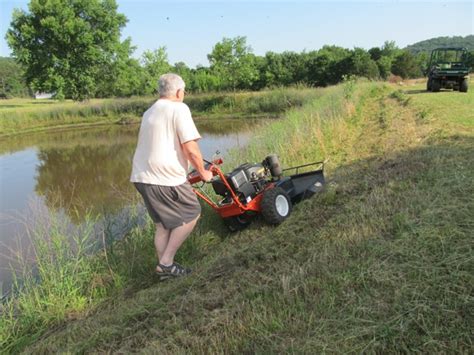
top-left (1, 0), bottom-right (473, 68)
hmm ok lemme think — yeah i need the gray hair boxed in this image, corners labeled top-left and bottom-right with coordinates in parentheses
top-left (158, 73), bottom-right (185, 97)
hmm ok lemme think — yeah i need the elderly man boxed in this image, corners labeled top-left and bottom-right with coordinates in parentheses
top-left (131, 73), bottom-right (212, 277)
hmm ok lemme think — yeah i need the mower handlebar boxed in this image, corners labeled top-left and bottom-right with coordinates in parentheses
top-left (187, 157), bottom-right (224, 185)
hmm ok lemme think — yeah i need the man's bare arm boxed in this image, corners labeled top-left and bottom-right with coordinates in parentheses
top-left (182, 140), bottom-right (212, 181)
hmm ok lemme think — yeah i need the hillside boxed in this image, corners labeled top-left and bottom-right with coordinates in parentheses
top-left (405, 35), bottom-right (474, 53)
top-left (5, 80), bottom-right (474, 353)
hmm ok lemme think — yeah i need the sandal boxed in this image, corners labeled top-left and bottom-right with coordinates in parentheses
top-left (156, 263), bottom-right (191, 278)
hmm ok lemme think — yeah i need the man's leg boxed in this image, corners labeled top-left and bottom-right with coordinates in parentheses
top-left (159, 215), bottom-right (199, 267)
top-left (154, 223), bottom-right (171, 262)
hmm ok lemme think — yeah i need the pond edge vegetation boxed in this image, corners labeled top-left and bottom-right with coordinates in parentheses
top-left (1, 85), bottom-right (326, 137)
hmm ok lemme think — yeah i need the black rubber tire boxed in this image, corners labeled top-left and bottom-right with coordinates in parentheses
top-left (224, 215), bottom-right (252, 232)
top-left (460, 79), bottom-right (468, 93)
top-left (260, 187), bottom-right (292, 225)
top-left (431, 80), bottom-right (441, 92)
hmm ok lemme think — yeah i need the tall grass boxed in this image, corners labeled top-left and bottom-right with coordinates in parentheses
top-left (0, 187), bottom-right (231, 352)
top-left (187, 85), bottom-right (322, 117)
top-left (0, 86), bottom-right (322, 136)
top-left (0, 97), bottom-right (155, 136)
top-left (238, 79), bottom-right (369, 170)
top-left (0, 204), bottom-right (154, 352)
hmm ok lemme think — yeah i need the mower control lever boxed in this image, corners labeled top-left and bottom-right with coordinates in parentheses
top-left (187, 157), bottom-right (223, 185)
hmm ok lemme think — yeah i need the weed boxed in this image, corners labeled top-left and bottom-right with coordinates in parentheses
top-left (342, 74), bottom-right (357, 99)
top-left (417, 108), bottom-right (429, 121)
top-left (389, 89), bottom-right (411, 106)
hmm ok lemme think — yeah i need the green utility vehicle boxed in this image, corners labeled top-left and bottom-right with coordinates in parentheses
top-left (426, 47), bottom-right (470, 92)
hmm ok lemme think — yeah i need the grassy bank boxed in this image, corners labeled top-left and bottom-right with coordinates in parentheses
top-left (1, 80), bottom-right (473, 352)
top-left (0, 96), bottom-right (154, 136)
top-left (0, 86), bottom-right (320, 137)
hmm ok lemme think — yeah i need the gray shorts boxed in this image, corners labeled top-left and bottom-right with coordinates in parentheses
top-left (134, 182), bottom-right (201, 229)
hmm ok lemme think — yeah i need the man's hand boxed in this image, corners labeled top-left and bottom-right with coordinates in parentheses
top-left (182, 140), bottom-right (213, 182)
top-left (200, 169), bottom-right (213, 182)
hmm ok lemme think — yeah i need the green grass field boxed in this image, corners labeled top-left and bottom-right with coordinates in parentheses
top-left (400, 82), bottom-right (474, 129)
top-left (1, 80), bottom-right (473, 353)
top-left (0, 96), bottom-right (154, 136)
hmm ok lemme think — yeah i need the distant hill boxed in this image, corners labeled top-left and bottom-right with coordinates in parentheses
top-left (405, 35), bottom-right (474, 54)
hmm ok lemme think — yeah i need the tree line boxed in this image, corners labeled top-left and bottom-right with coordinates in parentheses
top-left (3, 0), bottom-right (474, 100)
top-left (405, 35), bottom-right (474, 55)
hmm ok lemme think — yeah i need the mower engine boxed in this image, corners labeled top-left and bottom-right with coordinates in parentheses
top-left (212, 163), bottom-right (267, 202)
top-left (211, 155), bottom-right (282, 203)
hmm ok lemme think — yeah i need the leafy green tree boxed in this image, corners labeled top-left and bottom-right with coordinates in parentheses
top-left (466, 51), bottom-right (474, 72)
top-left (280, 51), bottom-right (310, 85)
top-left (248, 54), bottom-right (267, 90)
top-left (6, 0), bottom-right (127, 101)
top-left (189, 67), bottom-right (221, 93)
top-left (173, 61), bottom-right (217, 93)
top-left (96, 38), bottom-right (144, 97)
top-left (0, 57), bottom-right (30, 97)
top-left (381, 40), bottom-right (400, 58)
top-left (172, 62), bottom-right (192, 88)
top-left (370, 41), bottom-right (401, 80)
top-left (141, 47), bottom-right (171, 95)
top-left (208, 36), bottom-right (259, 90)
top-left (376, 56), bottom-right (392, 79)
top-left (415, 52), bottom-right (429, 76)
top-left (307, 45), bottom-right (352, 86)
top-left (392, 50), bottom-right (421, 78)
top-left (336, 48), bottom-right (379, 81)
top-left (346, 48), bottom-right (380, 79)
top-left (307, 51), bottom-right (333, 86)
top-left (260, 51), bottom-right (291, 88)
top-left (324, 46), bottom-right (352, 84)
top-left (369, 47), bottom-right (383, 61)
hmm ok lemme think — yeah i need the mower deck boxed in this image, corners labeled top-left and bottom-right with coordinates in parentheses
top-left (277, 162), bottom-right (325, 203)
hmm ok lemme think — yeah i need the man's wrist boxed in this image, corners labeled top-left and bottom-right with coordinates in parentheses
top-left (192, 163), bottom-right (205, 176)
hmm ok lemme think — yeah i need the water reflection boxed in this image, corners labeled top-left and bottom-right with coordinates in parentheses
top-left (35, 134), bottom-right (136, 223)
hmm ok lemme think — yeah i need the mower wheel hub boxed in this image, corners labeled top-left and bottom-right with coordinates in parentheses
top-left (276, 195), bottom-right (290, 216)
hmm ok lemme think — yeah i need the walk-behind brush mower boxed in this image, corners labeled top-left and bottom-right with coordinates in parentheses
top-left (187, 154), bottom-right (325, 231)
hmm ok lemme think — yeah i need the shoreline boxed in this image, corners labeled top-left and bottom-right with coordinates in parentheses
top-left (0, 87), bottom-right (321, 137)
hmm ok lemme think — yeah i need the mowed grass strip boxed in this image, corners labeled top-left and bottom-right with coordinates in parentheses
top-left (19, 81), bottom-right (474, 353)
top-left (398, 78), bottom-right (474, 129)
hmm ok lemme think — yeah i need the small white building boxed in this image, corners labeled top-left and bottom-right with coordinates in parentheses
top-left (35, 92), bottom-right (54, 99)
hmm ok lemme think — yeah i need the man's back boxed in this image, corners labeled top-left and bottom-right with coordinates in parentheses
top-left (130, 99), bottom-right (201, 186)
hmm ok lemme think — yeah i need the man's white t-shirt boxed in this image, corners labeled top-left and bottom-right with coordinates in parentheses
top-left (130, 99), bottom-right (201, 186)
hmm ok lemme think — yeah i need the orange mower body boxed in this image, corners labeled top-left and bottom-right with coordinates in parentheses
top-left (187, 155), bottom-right (325, 231)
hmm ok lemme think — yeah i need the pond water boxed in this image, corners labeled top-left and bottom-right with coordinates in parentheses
top-left (0, 119), bottom-right (259, 296)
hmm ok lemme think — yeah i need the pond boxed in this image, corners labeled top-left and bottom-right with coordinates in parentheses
top-left (0, 119), bottom-right (259, 297)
